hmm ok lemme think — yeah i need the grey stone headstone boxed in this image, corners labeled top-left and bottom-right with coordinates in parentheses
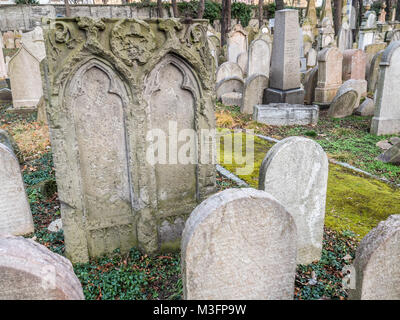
top-left (327, 87), bottom-right (359, 118)
top-left (241, 73), bottom-right (269, 114)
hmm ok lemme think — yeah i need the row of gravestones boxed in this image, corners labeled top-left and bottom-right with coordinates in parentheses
top-left (182, 136), bottom-right (400, 299)
top-left (2, 128), bottom-right (399, 299)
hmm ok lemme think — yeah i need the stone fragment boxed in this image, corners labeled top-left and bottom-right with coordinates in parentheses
top-left (376, 140), bottom-right (392, 150)
top-left (355, 97), bottom-right (375, 116)
top-left (48, 219), bottom-right (63, 233)
top-left (221, 92), bottom-right (242, 106)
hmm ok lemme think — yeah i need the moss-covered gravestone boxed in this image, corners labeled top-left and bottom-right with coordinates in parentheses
top-left (42, 18), bottom-right (216, 263)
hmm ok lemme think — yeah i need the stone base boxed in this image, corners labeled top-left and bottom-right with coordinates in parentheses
top-left (263, 87), bottom-right (305, 104)
top-left (221, 92), bottom-right (242, 107)
top-left (371, 117), bottom-right (400, 135)
top-left (6, 107), bottom-right (37, 115)
top-left (253, 103), bottom-right (319, 126)
top-left (314, 85), bottom-right (340, 105)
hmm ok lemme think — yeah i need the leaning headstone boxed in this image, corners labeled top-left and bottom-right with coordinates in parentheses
top-left (303, 66), bottom-right (318, 105)
top-left (182, 188), bottom-right (297, 300)
top-left (0, 235), bottom-right (84, 300)
top-left (241, 73), bottom-right (269, 114)
top-left (264, 9), bottom-right (304, 104)
top-left (349, 215), bottom-right (400, 300)
top-left (355, 97), bottom-right (375, 116)
top-left (254, 103), bottom-right (319, 126)
top-left (340, 79), bottom-right (367, 104)
top-left (314, 47), bottom-right (343, 106)
top-left (376, 142), bottom-right (400, 163)
top-left (8, 44), bottom-right (43, 110)
top-left (371, 41), bottom-right (400, 135)
top-left (43, 18), bottom-right (216, 262)
top-left (216, 61), bottom-right (243, 83)
top-left (0, 129), bottom-right (22, 163)
top-left (216, 77), bottom-right (244, 100)
top-left (367, 50), bottom-right (384, 94)
top-left (236, 51), bottom-right (248, 76)
top-left (247, 38), bottom-right (271, 77)
top-left (0, 143), bottom-right (34, 236)
top-left (227, 24), bottom-right (248, 63)
top-left (258, 137), bottom-right (328, 264)
top-left (342, 49), bottom-right (367, 81)
top-left (327, 87), bottom-right (359, 118)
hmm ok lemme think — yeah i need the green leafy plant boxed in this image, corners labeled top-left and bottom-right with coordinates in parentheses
top-left (231, 2), bottom-right (252, 27)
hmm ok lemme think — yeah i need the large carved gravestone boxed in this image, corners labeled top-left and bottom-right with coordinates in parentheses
top-left (247, 38), bottom-right (271, 78)
top-left (0, 143), bottom-right (34, 236)
top-left (182, 188), bottom-right (297, 300)
top-left (371, 41), bottom-right (400, 135)
top-left (258, 137), bottom-right (328, 264)
top-left (42, 18), bottom-right (216, 263)
top-left (227, 24), bottom-right (248, 63)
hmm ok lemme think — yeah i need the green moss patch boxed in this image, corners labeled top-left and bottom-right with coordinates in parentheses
top-left (218, 131), bottom-right (400, 239)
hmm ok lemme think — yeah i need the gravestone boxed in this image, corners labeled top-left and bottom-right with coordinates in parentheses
top-left (358, 9), bottom-right (377, 50)
top-left (318, 17), bottom-right (335, 49)
top-left (216, 61), bottom-right (243, 83)
top-left (221, 92), bottom-right (242, 106)
top-left (0, 129), bottom-right (22, 163)
top-left (254, 103), bottom-right (319, 126)
top-left (377, 142), bottom-right (400, 163)
top-left (340, 79), bottom-right (367, 102)
top-left (306, 48), bottom-right (317, 68)
top-left (303, 66), bottom-right (318, 104)
top-left (21, 26), bottom-right (46, 62)
top-left (0, 36), bottom-right (6, 79)
top-left (0, 143), bottom-right (33, 236)
top-left (236, 51), bottom-right (248, 76)
top-left (258, 137), bottom-right (328, 264)
top-left (305, 0), bottom-right (318, 36)
top-left (3, 31), bottom-right (15, 49)
top-left (367, 50), bottom-right (384, 94)
top-left (42, 18), bottom-right (216, 262)
top-left (342, 49), bottom-right (367, 81)
top-left (181, 188), bottom-right (297, 300)
top-left (227, 24), bottom-right (248, 63)
top-left (371, 41), bottom-right (400, 135)
top-left (337, 19), bottom-right (353, 52)
top-left (327, 87), bottom-right (359, 118)
top-left (314, 47), bottom-right (343, 105)
top-left (320, 0), bottom-right (333, 24)
top-left (241, 73), bottom-right (269, 114)
top-left (356, 97), bottom-right (375, 116)
top-left (216, 77), bottom-right (244, 100)
top-left (0, 235), bottom-right (84, 300)
top-left (364, 43), bottom-right (386, 76)
top-left (264, 9), bottom-right (304, 104)
top-left (247, 38), bottom-right (271, 78)
top-left (349, 215), bottom-right (400, 300)
top-left (8, 44), bottom-right (43, 110)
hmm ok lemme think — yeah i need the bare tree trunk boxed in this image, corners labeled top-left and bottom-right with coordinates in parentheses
top-left (275, 0), bottom-right (284, 11)
top-left (333, 0), bottom-right (342, 35)
top-left (172, 0), bottom-right (178, 18)
top-left (258, 0), bottom-right (264, 28)
top-left (197, 0), bottom-right (205, 19)
top-left (221, 0), bottom-right (231, 46)
top-left (64, 0), bottom-right (71, 17)
top-left (157, 0), bottom-right (163, 18)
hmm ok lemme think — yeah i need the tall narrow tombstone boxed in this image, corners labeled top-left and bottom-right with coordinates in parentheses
top-left (258, 137), bottom-right (328, 264)
top-left (8, 44), bottom-right (43, 110)
top-left (320, 0), bottom-right (334, 24)
top-left (305, 0), bottom-right (318, 37)
top-left (0, 143), bottom-right (34, 236)
top-left (349, 215), bottom-right (400, 300)
top-left (318, 17), bottom-right (335, 49)
top-left (0, 235), bottom-right (84, 300)
top-left (241, 73), bottom-right (269, 114)
top-left (182, 188), bottom-right (297, 300)
top-left (236, 52), bottom-right (248, 76)
top-left (303, 66), bottom-right (318, 104)
top-left (227, 24), bottom-right (248, 63)
top-left (371, 41), bottom-right (400, 135)
top-left (337, 19), bottom-right (353, 52)
top-left (42, 18), bottom-right (216, 262)
top-left (0, 36), bottom-right (6, 79)
top-left (367, 50), bottom-right (384, 93)
top-left (314, 47), bottom-right (343, 105)
top-left (264, 10), bottom-right (304, 104)
top-left (247, 38), bottom-right (271, 77)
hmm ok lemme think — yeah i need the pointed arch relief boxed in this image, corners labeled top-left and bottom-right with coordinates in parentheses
top-left (65, 59), bottom-right (136, 257)
top-left (144, 54), bottom-right (201, 220)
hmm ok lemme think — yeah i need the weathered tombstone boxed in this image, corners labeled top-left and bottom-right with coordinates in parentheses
top-left (0, 143), bottom-right (34, 236)
top-left (221, 92), bottom-right (242, 106)
top-left (21, 26), bottom-right (46, 62)
top-left (306, 47), bottom-right (317, 68)
top-left (305, 0), bottom-right (318, 37)
top-left (216, 76), bottom-right (244, 100)
top-left (227, 24), bottom-right (248, 63)
top-left (303, 66), bottom-right (318, 104)
top-left (349, 215), bottom-right (400, 300)
top-left (264, 9), bottom-right (304, 104)
top-left (216, 61), bottom-right (243, 83)
top-left (254, 103), bottom-right (319, 126)
top-left (376, 142), bottom-right (400, 163)
top-left (327, 87), bottom-right (359, 118)
top-left (8, 44), bottom-right (43, 110)
top-left (2, 31), bottom-right (15, 49)
top-left (241, 73), bottom-right (269, 114)
top-left (371, 41), bottom-right (400, 135)
top-left (355, 97), bottom-right (375, 116)
top-left (0, 129), bottom-right (22, 163)
top-left (42, 18), bottom-right (216, 262)
top-left (340, 79), bottom-right (367, 101)
top-left (258, 137), bottom-right (328, 264)
top-left (318, 17), bottom-right (335, 49)
top-left (0, 235), bottom-right (84, 300)
top-left (367, 50), bottom-right (384, 93)
top-left (320, 0), bottom-right (333, 24)
top-left (342, 49), bottom-right (367, 81)
top-left (181, 188), bottom-right (297, 300)
top-left (314, 47), bottom-right (343, 106)
top-left (337, 19), bottom-right (353, 52)
top-left (247, 38), bottom-right (271, 78)
top-left (0, 36), bottom-right (6, 79)
top-left (236, 51), bottom-right (248, 76)
top-left (364, 43), bottom-right (386, 76)
top-left (358, 8), bottom-right (377, 50)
